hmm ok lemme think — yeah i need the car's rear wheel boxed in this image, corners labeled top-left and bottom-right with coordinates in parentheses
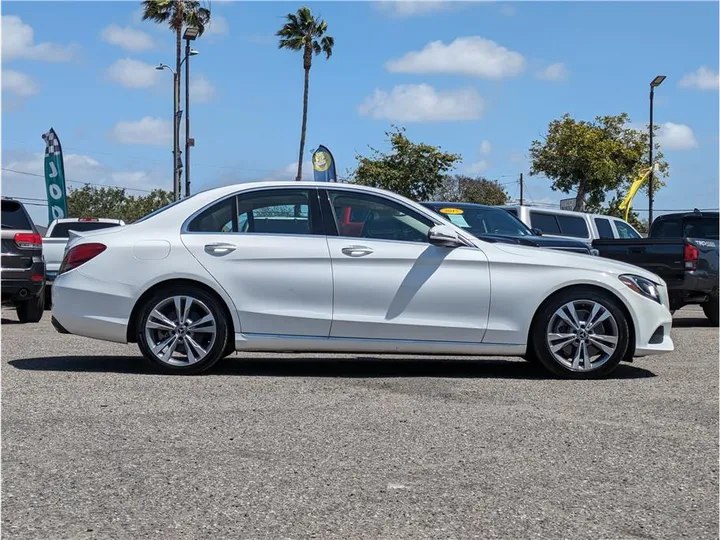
top-left (136, 287), bottom-right (228, 374)
top-left (531, 288), bottom-right (630, 379)
top-left (702, 296), bottom-right (719, 326)
top-left (16, 292), bottom-right (44, 323)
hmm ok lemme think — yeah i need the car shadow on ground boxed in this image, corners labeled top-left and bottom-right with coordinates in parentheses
top-left (672, 317), bottom-right (713, 328)
top-left (8, 355), bottom-right (656, 380)
top-left (1, 318), bottom-right (24, 326)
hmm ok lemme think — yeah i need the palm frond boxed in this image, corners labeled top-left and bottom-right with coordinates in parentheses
top-left (319, 35), bottom-right (334, 59)
top-left (278, 37), bottom-right (305, 51)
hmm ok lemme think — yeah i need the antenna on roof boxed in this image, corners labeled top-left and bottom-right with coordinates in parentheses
top-left (693, 208), bottom-right (701, 213)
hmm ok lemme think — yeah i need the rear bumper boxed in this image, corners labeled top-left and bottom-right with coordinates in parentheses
top-left (667, 271), bottom-right (718, 309)
top-left (1, 260), bottom-right (46, 303)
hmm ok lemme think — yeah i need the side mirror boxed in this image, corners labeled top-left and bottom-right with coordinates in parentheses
top-left (531, 228), bottom-right (543, 236)
top-left (428, 224), bottom-right (465, 248)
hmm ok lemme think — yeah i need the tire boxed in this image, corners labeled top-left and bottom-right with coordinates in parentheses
top-left (136, 286), bottom-right (229, 375)
top-left (702, 296), bottom-right (719, 326)
top-left (530, 287), bottom-right (630, 379)
top-left (16, 293), bottom-right (45, 323)
top-left (45, 287), bottom-right (53, 310)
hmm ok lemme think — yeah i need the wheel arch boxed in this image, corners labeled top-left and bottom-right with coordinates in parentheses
top-left (527, 283), bottom-right (637, 360)
top-left (126, 278), bottom-right (236, 345)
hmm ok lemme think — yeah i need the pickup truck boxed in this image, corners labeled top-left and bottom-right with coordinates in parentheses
top-left (43, 217), bottom-right (125, 305)
top-left (1, 197), bottom-right (46, 322)
top-left (592, 210), bottom-right (719, 325)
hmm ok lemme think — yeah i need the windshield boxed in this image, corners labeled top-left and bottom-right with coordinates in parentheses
top-left (49, 221), bottom-right (122, 238)
top-left (433, 205), bottom-right (533, 237)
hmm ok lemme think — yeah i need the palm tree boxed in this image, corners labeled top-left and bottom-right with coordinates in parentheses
top-left (277, 7), bottom-right (334, 181)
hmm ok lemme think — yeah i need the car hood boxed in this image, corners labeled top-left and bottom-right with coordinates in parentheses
top-left (487, 241), bottom-right (665, 283)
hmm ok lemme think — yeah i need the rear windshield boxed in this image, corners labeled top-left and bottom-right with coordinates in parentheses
top-left (652, 216), bottom-right (719, 239)
top-left (49, 221), bottom-right (122, 237)
top-left (1, 200), bottom-right (34, 230)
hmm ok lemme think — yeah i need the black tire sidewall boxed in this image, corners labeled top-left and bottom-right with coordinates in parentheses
top-left (17, 293), bottom-right (44, 323)
top-left (531, 288), bottom-right (630, 379)
top-left (136, 287), bottom-right (228, 374)
top-left (702, 296), bottom-right (719, 326)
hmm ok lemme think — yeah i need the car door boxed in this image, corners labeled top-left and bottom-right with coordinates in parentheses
top-left (180, 186), bottom-right (333, 337)
top-left (321, 188), bottom-right (491, 343)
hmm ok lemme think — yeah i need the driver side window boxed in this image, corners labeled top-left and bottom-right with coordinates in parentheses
top-left (328, 191), bottom-right (434, 243)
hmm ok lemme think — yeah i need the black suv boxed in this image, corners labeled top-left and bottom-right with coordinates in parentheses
top-left (1, 198), bottom-right (46, 322)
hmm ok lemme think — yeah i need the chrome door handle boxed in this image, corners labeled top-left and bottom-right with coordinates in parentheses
top-left (204, 242), bottom-right (237, 256)
top-left (341, 245), bottom-right (374, 257)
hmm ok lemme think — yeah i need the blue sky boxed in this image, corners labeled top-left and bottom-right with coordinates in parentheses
top-left (2, 0), bottom-right (718, 226)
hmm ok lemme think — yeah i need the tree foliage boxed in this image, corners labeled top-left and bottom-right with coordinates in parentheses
top-left (276, 6), bottom-right (334, 182)
top-left (67, 185), bottom-right (174, 223)
top-left (435, 175), bottom-right (510, 206)
top-left (141, 0), bottom-right (211, 34)
top-left (529, 113), bottom-right (669, 211)
top-left (352, 126), bottom-right (462, 201)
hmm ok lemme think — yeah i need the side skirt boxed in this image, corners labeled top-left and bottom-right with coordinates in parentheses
top-left (234, 333), bottom-right (526, 356)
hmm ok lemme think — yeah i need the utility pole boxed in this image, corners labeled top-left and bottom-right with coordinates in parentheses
top-left (519, 173), bottom-right (524, 205)
top-left (648, 75), bottom-right (666, 227)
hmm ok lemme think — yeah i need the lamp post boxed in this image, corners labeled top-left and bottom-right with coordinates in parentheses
top-left (183, 26), bottom-right (199, 198)
top-left (648, 75), bottom-right (666, 227)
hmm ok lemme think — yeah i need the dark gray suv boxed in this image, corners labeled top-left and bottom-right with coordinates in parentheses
top-left (1, 198), bottom-right (46, 322)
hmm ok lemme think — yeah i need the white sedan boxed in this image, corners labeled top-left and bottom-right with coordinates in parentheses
top-left (50, 181), bottom-right (674, 379)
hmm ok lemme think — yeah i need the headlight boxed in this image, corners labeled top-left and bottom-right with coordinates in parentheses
top-left (619, 274), bottom-right (661, 304)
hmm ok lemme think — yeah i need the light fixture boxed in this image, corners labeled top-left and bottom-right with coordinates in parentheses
top-left (183, 26), bottom-right (200, 40)
top-left (651, 75), bottom-right (666, 87)
top-left (189, 49), bottom-right (199, 57)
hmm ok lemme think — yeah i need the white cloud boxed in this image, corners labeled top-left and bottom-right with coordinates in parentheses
top-left (190, 75), bottom-right (217, 103)
top-left (385, 36), bottom-right (525, 79)
top-left (2, 70), bottom-right (39, 97)
top-left (107, 58), bottom-right (161, 88)
top-left (465, 160), bottom-right (489, 174)
top-left (358, 84), bottom-right (484, 122)
top-left (1, 150), bottom-right (169, 226)
top-left (205, 15), bottom-right (229, 36)
top-left (678, 66), bottom-right (719, 91)
top-left (374, 1), bottom-right (452, 17)
top-left (479, 140), bottom-right (492, 154)
top-left (656, 122), bottom-right (698, 151)
top-left (537, 62), bottom-right (569, 82)
top-left (508, 152), bottom-right (525, 164)
top-left (110, 117), bottom-right (173, 146)
top-left (2, 15), bottom-right (80, 62)
top-left (100, 24), bottom-right (155, 52)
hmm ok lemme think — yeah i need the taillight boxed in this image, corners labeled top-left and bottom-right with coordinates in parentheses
top-left (58, 243), bottom-right (107, 275)
top-left (684, 243), bottom-right (699, 271)
top-left (14, 232), bottom-right (42, 249)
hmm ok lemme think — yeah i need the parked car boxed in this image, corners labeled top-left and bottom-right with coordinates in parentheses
top-left (421, 201), bottom-right (598, 256)
top-left (1, 197), bottom-right (46, 322)
top-left (51, 182), bottom-right (674, 379)
top-left (593, 210), bottom-right (719, 325)
top-left (500, 204), bottom-right (642, 244)
top-left (43, 217), bottom-right (125, 306)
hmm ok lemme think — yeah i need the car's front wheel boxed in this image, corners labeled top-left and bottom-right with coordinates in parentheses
top-left (136, 286), bottom-right (229, 374)
top-left (530, 288), bottom-right (630, 379)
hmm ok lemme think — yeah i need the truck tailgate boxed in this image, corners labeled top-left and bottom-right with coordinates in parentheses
top-left (42, 238), bottom-right (69, 274)
top-left (592, 239), bottom-right (686, 282)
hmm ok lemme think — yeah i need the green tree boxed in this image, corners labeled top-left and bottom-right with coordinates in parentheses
top-left (529, 113), bottom-right (669, 212)
top-left (67, 185), bottom-right (174, 223)
top-left (276, 7), bottom-right (334, 182)
top-left (352, 126), bottom-right (462, 201)
top-left (436, 175), bottom-right (510, 205)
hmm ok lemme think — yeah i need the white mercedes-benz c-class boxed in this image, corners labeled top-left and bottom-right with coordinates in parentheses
top-left (51, 181), bottom-right (674, 379)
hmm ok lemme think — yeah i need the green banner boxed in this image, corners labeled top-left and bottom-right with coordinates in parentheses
top-left (42, 127), bottom-right (68, 223)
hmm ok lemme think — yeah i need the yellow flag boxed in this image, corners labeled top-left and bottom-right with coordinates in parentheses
top-left (619, 167), bottom-right (653, 222)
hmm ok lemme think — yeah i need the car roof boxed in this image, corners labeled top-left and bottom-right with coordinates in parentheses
top-left (653, 210), bottom-right (719, 221)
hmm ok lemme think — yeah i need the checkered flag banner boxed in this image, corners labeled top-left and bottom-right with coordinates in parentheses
top-left (41, 127), bottom-right (69, 222)
top-left (42, 128), bottom-right (62, 157)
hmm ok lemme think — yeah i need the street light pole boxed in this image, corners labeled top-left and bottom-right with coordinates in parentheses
top-left (183, 27), bottom-right (199, 198)
top-left (648, 75), bottom-right (666, 227)
top-left (157, 63), bottom-right (180, 200)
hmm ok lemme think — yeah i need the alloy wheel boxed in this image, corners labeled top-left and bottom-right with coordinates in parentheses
top-left (545, 299), bottom-right (619, 372)
top-left (144, 295), bottom-right (217, 367)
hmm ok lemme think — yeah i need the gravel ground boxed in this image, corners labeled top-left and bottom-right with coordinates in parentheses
top-left (1, 307), bottom-right (718, 540)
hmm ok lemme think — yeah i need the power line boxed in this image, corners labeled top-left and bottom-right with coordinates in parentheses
top-left (2, 168), bottom-right (155, 194)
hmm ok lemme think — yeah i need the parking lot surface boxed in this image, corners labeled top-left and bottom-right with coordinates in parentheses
top-left (2, 307), bottom-right (718, 539)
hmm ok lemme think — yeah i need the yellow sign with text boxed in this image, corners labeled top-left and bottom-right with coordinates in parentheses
top-left (439, 207), bottom-right (464, 215)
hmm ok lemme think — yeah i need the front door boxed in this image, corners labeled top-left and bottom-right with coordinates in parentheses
top-left (180, 187), bottom-right (333, 337)
top-left (323, 189), bottom-right (491, 343)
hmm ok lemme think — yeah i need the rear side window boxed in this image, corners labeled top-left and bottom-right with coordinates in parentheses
top-left (530, 212), bottom-right (561, 235)
top-left (614, 220), bottom-right (640, 239)
top-left (1, 200), bottom-right (34, 230)
top-left (49, 222), bottom-right (121, 237)
top-left (594, 217), bottom-right (614, 239)
top-left (504, 208), bottom-right (519, 217)
top-left (556, 215), bottom-right (589, 238)
top-left (651, 218), bottom-right (682, 238)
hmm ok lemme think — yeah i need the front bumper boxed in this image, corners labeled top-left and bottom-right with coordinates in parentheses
top-left (628, 283), bottom-right (674, 357)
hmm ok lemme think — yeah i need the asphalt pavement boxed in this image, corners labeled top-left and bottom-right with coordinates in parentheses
top-left (1, 307), bottom-right (718, 540)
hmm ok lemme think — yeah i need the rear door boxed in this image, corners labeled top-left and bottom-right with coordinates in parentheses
top-left (1, 199), bottom-right (38, 273)
top-left (180, 186), bottom-right (334, 337)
